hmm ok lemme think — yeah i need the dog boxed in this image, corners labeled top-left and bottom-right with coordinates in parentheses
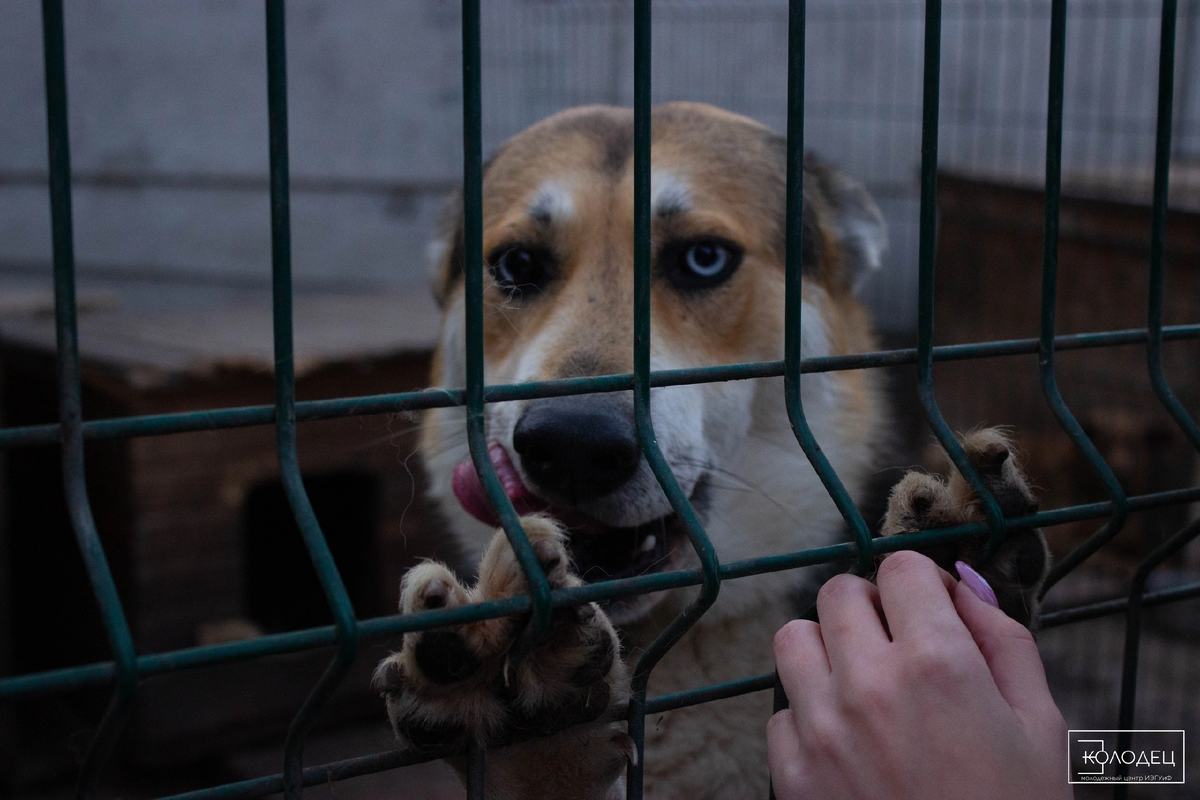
top-left (373, 103), bottom-right (1050, 799)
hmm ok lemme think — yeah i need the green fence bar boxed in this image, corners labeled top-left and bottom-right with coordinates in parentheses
top-left (4, 1), bottom-right (1200, 797)
top-left (1114, 517), bottom-right (1200, 787)
top-left (1040, 579), bottom-right (1200, 629)
top-left (40, 1), bottom-right (140, 796)
top-left (1113, 2), bottom-right (1199, 793)
top-left (36, 568), bottom-right (1200, 800)
top-left (783, 0), bottom-right (874, 575)
top-left (158, 747), bottom-right (460, 800)
top-left (912, 0), bottom-right (1009, 561)
top-left (770, 3), bottom-right (813, 780)
top-left (626, 2), bottom-right (722, 795)
top-left (460, 0), bottom-right (553, 670)
top-left (262, 3), bottom-right (360, 797)
top-left (4, 325), bottom-right (1200, 451)
top-left (771, 6), bottom-right (873, 787)
top-left (153, 672), bottom-right (780, 800)
top-left (459, 3), bottom-right (549, 793)
top-left (4, 481), bottom-right (1200, 697)
top-left (1145, 0), bottom-right (1200, 455)
top-left (1036, 0), bottom-right (1129, 595)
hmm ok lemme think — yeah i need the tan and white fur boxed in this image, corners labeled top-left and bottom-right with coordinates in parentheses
top-left (374, 103), bottom-right (1048, 799)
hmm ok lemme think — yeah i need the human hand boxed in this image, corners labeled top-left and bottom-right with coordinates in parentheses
top-left (767, 550), bottom-right (1070, 800)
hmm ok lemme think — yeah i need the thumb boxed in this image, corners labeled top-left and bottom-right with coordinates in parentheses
top-left (952, 575), bottom-right (1057, 721)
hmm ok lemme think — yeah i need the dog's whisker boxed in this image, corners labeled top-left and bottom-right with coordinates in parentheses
top-left (340, 421), bottom-right (443, 454)
top-left (672, 455), bottom-right (807, 526)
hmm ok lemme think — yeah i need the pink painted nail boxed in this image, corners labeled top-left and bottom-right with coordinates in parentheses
top-left (955, 561), bottom-right (999, 608)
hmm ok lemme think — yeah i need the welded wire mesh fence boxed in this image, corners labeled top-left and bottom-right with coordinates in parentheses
top-left (480, 0), bottom-right (1200, 329)
top-left (1, 1), bottom-right (1199, 799)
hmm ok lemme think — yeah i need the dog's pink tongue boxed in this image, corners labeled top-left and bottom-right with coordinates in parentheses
top-left (452, 443), bottom-right (548, 526)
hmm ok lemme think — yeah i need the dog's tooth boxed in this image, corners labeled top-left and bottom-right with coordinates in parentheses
top-left (638, 534), bottom-right (657, 554)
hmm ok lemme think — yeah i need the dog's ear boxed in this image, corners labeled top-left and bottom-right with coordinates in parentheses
top-left (805, 155), bottom-right (888, 294)
top-left (428, 189), bottom-right (465, 308)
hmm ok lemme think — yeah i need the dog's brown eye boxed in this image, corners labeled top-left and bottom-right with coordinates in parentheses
top-left (488, 246), bottom-right (552, 295)
top-left (663, 238), bottom-right (742, 290)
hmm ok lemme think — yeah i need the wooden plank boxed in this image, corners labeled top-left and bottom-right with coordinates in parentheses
top-left (935, 175), bottom-right (1200, 563)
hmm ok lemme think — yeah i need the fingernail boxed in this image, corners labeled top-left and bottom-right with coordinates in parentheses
top-left (955, 561), bottom-right (999, 608)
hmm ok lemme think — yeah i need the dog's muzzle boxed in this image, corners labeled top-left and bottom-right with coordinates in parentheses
top-left (450, 397), bottom-right (690, 596)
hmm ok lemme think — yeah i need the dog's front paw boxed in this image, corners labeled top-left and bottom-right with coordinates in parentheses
top-left (373, 515), bottom-right (629, 754)
top-left (881, 428), bottom-right (1050, 630)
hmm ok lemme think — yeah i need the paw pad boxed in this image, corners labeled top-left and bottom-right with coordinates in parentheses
top-left (414, 630), bottom-right (482, 685)
top-left (378, 516), bottom-right (629, 752)
top-left (881, 427), bottom-right (1051, 630)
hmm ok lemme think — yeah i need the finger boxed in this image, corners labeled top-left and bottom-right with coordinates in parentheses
top-left (875, 550), bottom-right (971, 645)
top-left (952, 578), bottom-right (1057, 719)
top-left (773, 619), bottom-right (831, 714)
top-left (767, 710), bottom-right (807, 798)
top-left (814, 573), bottom-right (890, 672)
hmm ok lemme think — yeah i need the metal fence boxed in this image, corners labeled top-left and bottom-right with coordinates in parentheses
top-left (483, 0), bottom-right (1200, 330)
top-left (1, 1), bottom-right (1199, 799)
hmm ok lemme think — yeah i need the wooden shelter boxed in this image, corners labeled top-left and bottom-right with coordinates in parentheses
top-left (0, 281), bottom-right (445, 771)
top-left (932, 171), bottom-right (1200, 566)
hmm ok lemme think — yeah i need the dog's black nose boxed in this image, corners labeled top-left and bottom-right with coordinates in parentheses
top-left (513, 396), bottom-right (640, 504)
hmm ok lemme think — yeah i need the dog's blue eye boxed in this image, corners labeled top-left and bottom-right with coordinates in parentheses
top-left (665, 238), bottom-right (742, 289)
top-left (488, 246), bottom-right (551, 294)
top-left (686, 243), bottom-right (727, 277)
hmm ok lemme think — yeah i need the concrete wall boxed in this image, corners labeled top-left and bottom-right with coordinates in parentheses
top-left (3, 0), bottom-right (1197, 331)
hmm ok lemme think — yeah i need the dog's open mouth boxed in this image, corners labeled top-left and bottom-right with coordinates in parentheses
top-left (451, 442), bottom-right (686, 583)
top-left (555, 512), bottom-right (683, 582)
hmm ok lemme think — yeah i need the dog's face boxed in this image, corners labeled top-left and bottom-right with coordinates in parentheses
top-left (422, 103), bottom-right (886, 625)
